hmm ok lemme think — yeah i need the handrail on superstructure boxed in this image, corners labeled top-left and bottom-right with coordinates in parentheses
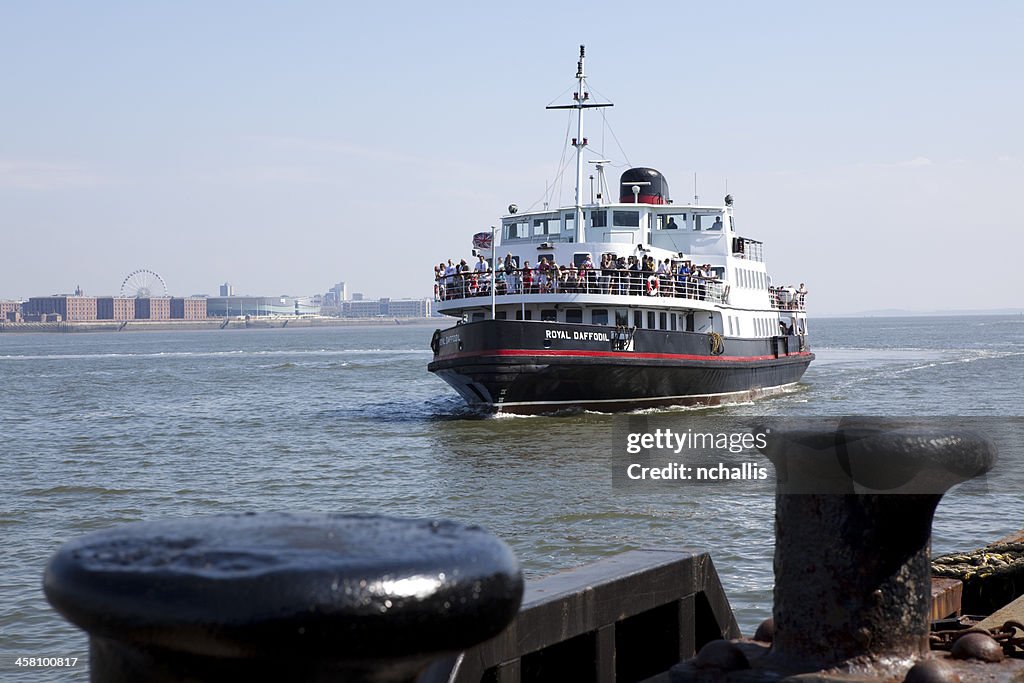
top-left (434, 267), bottom-right (728, 305)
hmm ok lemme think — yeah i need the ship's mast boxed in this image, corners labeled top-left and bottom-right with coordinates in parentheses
top-left (546, 45), bottom-right (612, 244)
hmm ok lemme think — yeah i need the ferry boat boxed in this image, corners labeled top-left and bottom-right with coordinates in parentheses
top-left (428, 46), bottom-right (813, 414)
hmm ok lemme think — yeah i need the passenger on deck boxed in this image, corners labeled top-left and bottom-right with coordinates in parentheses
top-left (521, 261), bottom-right (534, 293)
top-left (798, 283), bottom-right (808, 309)
top-left (474, 255), bottom-right (490, 296)
top-left (434, 264), bottom-right (443, 301)
top-left (629, 256), bottom-right (643, 295)
top-left (600, 254), bottom-right (614, 294)
top-left (537, 257), bottom-right (551, 293)
top-left (657, 258), bottom-right (670, 296)
top-left (565, 263), bottom-right (579, 293)
top-left (444, 259), bottom-right (457, 299)
top-left (459, 259), bottom-right (471, 297)
top-left (616, 256), bottom-right (628, 295)
top-left (503, 254), bottom-right (518, 293)
top-left (579, 254), bottom-right (595, 292)
top-left (677, 261), bottom-right (691, 298)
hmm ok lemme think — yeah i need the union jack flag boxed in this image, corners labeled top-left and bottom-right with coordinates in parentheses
top-left (472, 232), bottom-right (493, 249)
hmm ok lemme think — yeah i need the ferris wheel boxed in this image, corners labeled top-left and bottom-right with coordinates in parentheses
top-left (120, 269), bottom-right (168, 298)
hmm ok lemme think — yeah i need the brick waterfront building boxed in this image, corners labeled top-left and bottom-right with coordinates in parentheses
top-left (134, 297), bottom-right (171, 320)
top-left (96, 297), bottom-right (136, 321)
top-left (24, 296), bottom-right (98, 322)
top-left (170, 297), bottom-right (207, 320)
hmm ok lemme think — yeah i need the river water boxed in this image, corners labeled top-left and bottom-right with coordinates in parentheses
top-left (1, 315), bottom-right (1022, 679)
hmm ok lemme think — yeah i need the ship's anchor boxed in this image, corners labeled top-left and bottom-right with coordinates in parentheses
top-left (708, 331), bottom-right (725, 355)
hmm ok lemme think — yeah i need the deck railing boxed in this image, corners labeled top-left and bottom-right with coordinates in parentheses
top-left (434, 268), bottom-right (727, 305)
top-left (769, 286), bottom-right (807, 312)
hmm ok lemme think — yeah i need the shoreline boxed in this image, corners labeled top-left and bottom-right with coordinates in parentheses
top-left (0, 317), bottom-right (444, 334)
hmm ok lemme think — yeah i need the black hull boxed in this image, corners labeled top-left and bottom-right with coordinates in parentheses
top-left (428, 320), bottom-right (813, 414)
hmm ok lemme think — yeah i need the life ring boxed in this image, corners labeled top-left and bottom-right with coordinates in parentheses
top-left (646, 275), bottom-right (659, 296)
top-left (708, 331), bottom-right (725, 355)
top-left (430, 329), bottom-right (441, 354)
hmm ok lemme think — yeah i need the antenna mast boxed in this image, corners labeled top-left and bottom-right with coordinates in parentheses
top-left (546, 45), bottom-right (612, 243)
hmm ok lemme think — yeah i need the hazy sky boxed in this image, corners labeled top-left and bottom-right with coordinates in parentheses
top-left (1, 1), bottom-right (1021, 314)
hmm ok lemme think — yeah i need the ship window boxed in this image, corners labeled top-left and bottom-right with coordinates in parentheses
top-left (496, 311), bottom-right (507, 320)
top-left (471, 312), bottom-right (485, 322)
top-left (504, 221), bottom-right (529, 240)
top-left (727, 317), bottom-right (734, 335)
top-left (573, 252), bottom-right (592, 267)
top-left (590, 210), bottom-right (607, 228)
top-left (633, 310), bottom-right (642, 328)
top-left (591, 309), bottom-right (608, 325)
top-left (541, 309), bottom-right (557, 322)
top-left (659, 312), bottom-right (667, 329)
top-left (694, 214), bottom-right (723, 231)
top-left (647, 311), bottom-right (656, 329)
top-left (658, 213), bottom-right (686, 230)
top-left (563, 213), bottom-right (575, 229)
top-left (615, 309), bottom-right (628, 326)
top-left (516, 309), bottom-right (533, 321)
top-left (671, 313), bottom-right (677, 331)
top-left (613, 210), bottom-right (640, 227)
top-left (533, 217), bottom-right (561, 236)
top-left (566, 308), bottom-right (583, 323)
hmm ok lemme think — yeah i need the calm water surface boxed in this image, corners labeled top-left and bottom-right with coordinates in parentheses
top-left (1, 315), bottom-right (1022, 679)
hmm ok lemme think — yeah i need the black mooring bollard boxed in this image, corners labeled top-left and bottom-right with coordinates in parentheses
top-left (672, 419), bottom-right (1001, 681)
top-left (765, 419), bottom-right (995, 671)
top-left (44, 512), bottom-right (523, 682)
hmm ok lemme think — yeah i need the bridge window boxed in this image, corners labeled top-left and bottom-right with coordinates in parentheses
top-left (590, 210), bottom-right (607, 228)
top-left (533, 217), bottom-right (561, 236)
top-left (504, 221), bottom-right (528, 240)
top-left (657, 213), bottom-right (686, 230)
top-left (613, 210), bottom-right (640, 227)
top-left (694, 214), bottom-right (724, 231)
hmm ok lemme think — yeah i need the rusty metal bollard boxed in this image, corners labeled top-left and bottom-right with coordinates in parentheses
top-left (44, 512), bottom-right (523, 682)
top-left (673, 419), bottom-right (1004, 681)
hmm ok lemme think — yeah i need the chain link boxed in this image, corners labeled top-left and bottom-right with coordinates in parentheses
top-left (930, 620), bottom-right (1024, 656)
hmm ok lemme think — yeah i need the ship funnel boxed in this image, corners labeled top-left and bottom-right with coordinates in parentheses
top-left (619, 168), bottom-right (670, 204)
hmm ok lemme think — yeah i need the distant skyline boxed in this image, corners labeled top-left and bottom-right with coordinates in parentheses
top-left (2, 2), bottom-right (1021, 315)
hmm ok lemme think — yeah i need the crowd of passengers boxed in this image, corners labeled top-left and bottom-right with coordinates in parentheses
top-left (434, 253), bottom-right (722, 301)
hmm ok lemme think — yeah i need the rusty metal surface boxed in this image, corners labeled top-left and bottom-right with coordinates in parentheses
top-left (933, 578), bottom-right (965, 621)
top-left (978, 596), bottom-right (1024, 631)
top-left (673, 645), bottom-right (1024, 682)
